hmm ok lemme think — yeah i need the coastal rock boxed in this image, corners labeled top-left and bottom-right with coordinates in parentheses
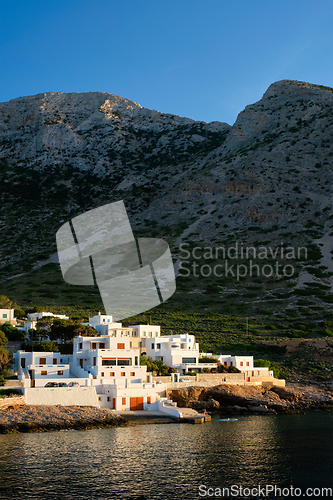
top-left (0, 404), bottom-right (128, 433)
top-left (167, 383), bottom-right (333, 414)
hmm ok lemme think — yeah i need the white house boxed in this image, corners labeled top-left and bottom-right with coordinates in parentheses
top-left (21, 311), bottom-right (70, 337)
top-left (143, 333), bottom-right (217, 374)
top-left (22, 320), bottom-right (37, 333)
top-left (89, 313), bottom-right (115, 329)
top-left (0, 308), bottom-right (16, 325)
top-left (216, 355), bottom-right (254, 371)
top-left (13, 333), bottom-right (157, 411)
top-left (72, 334), bottom-right (156, 410)
top-left (27, 312), bottom-right (69, 322)
top-left (131, 324), bottom-right (161, 338)
top-left (13, 350), bottom-right (71, 387)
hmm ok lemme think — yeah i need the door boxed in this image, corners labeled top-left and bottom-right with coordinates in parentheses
top-left (130, 397), bottom-right (144, 410)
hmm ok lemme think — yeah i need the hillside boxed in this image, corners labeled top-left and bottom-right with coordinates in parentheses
top-left (1, 80), bottom-right (333, 382)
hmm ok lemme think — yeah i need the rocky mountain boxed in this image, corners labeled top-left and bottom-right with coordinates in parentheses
top-left (1, 80), bottom-right (333, 329)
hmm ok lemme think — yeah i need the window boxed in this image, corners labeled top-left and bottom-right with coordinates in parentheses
top-left (230, 362), bottom-right (233, 366)
top-left (93, 357), bottom-right (96, 366)
top-left (117, 343), bottom-right (125, 349)
top-left (107, 397), bottom-right (110, 402)
top-left (122, 397), bottom-right (126, 405)
top-left (110, 372), bottom-right (115, 377)
top-left (246, 362), bottom-right (249, 366)
top-left (102, 359), bottom-right (116, 366)
top-left (79, 343), bottom-right (82, 350)
top-left (92, 343), bottom-right (96, 349)
top-left (151, 343), bottom-right (155, 349)
top-left (39, 358), bottom-right (46, 365)
top-left (121, 372), bottom-right (125, 377)
top-left (2, 314), bottom-right (7, 318)
top-left (130, 372), bottom-right (135, 376)
top-left (57, 371), bottom-right (63, 376)
top-left (41, 371), bottom-right (47, 376)
top-left (130, 342), bottom-right (132, 348)
top-left (53, 359), bottom-right (57, 365)
top-left (157, 344), bottom-right (161, 349)
top-left (240, 362), bottom-right (243, 366)
top-left (224, 362), bottom-right (228, 366)
top-left (147, 397), bottom-right (151, 404)
top-left (101, 372), bottom-right (104, 377)
top-left (99, 343), bottom-right (105, 349)
top-left (182, 357), bottom-right (196, 364)
top-left (117, 359), bottom-right (131, 366)
top-left (98, 397), bottom-right (102, 401)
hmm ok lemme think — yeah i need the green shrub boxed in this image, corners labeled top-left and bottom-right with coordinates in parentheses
top-left (199, 356), bottom-right (219, 363)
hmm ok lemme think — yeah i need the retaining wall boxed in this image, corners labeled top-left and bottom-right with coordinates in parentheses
top-left (24, 387), bottom-right (99, 406)
top-left (0, 396), bottom-right (25, 408)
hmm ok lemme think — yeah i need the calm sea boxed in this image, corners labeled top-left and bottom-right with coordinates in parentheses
top-left (0, 411), bottom-right (332, 500)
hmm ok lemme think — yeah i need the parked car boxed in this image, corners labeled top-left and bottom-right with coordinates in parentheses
top-left (68, 382), bottom-right (79, 387)
top-left (44, 382), bottom-right (68, 387)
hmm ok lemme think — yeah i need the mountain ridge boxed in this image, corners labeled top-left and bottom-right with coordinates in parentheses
top-left (0, 79), bottom-right (333, 326)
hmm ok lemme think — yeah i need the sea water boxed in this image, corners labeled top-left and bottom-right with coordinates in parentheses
top-left (0, 411), bottom-right (332, 500)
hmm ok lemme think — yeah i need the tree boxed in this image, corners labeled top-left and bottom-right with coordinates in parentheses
top-left (0, 330), bottom-right (8, 348)
top-left (199, 356), bottom-right (219, 363)
top-left (22, 341), bottom-right (59, 353)
top-left (0, 330), bottom-right (11, 374)
top-left (49, 319), bottom-right (98, 343)
top-left (140, 355), bottom-right (174, 375)
top-left (0, 324), bottom-right (26, 342)
top-left (0, 295), bottom-right (18, 310)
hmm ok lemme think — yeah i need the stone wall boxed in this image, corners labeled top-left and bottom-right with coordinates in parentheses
top-left (4, 379), bottom-right (23, 388)
top-left (0, 396), bottom-right (25, 408)
top-left (196, 373), bottom-right (245, 384)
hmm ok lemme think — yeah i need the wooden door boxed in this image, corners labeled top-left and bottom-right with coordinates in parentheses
top-left (130, 397), bottom-right (144, 410)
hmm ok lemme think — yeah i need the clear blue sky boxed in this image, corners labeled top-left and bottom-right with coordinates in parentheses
top-left (0, 0), bottom-right (332, 125)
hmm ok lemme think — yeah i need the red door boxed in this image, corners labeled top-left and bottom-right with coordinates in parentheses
top-left (130, 397), bottom-right (144, 410)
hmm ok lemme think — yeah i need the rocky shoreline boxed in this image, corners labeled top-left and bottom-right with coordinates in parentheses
top-left (167, 383), bottom-right (333, 415)
top-left (0, 383), bottom-right (332, 434)
top-left (0, 405), bottom-right (128, 433)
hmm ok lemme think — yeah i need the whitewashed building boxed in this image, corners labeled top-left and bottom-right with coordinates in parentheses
top-left (72, 334), bottom-right (156, 410)
top-left (0, 308), bottom-right (16, 325)
top-left (13, 350), bottom-right (71, 387)
top-left (143, 333), bottom-right (217, 373)
top-left (13, 334), bottom-right (157, 411)
top-left (27, 312), bottom-right (69, 322)
top-left (216, 355), bottom-right (254, 371)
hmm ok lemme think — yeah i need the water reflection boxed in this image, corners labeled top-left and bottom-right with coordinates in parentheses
top-left (0, 412), bottom-right (332, 500)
